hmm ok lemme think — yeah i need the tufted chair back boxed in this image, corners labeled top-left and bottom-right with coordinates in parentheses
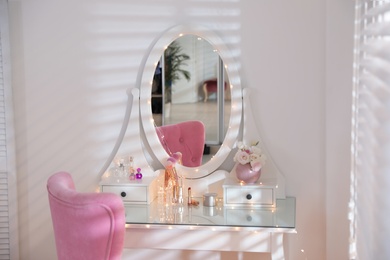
top-left (47, 172), bottom-right (125, 260)
top-left (156, 120), bottom-right (205, 167)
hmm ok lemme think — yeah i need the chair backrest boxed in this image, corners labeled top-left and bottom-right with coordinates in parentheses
top-left (156, 120), bottom-right (205, 167)
top-left (47, 172), bottom-right (125, 260)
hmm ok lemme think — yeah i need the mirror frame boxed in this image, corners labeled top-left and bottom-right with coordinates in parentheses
top-left (139, 24), bottom-right (243, 178)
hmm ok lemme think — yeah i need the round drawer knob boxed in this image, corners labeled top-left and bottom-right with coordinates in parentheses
top-left (246, 215), bottom-right (253, 222)
top-left (246, 194), bottom-right (252, 200)
top-left (120, 191), bottom-right (126, 197)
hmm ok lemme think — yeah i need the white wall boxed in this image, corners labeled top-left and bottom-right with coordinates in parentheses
top-left (325, 0), bottom-right (354, 259)
top-left (241, 1), bottom-right (327, 258)
top-left (8, 0), bottom-right (353, 259)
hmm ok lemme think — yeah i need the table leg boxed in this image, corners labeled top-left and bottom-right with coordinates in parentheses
top-left (271, 233), bottom-right (284, 260)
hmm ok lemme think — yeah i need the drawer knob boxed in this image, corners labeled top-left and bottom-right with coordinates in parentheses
top-left (246, 215), bottom-right (253, 222)
top-left (120, 191), bottom-right (127, 197)
top-left (246, 194), bottom-right (252, 200)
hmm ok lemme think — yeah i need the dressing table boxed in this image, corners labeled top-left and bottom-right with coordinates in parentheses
top-left (99, 24), bottom-right (296, 260)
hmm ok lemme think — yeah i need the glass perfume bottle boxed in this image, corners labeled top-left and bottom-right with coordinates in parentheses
top-left (136, 168), bottom-right (142, 179)
top-left (118, 158), bottom-right (125, 177)
top-left (129, 156), bottom-right (135, 180)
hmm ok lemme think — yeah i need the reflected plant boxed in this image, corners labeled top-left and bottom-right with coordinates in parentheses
top-left (164, 40), bottom-right (191, 103)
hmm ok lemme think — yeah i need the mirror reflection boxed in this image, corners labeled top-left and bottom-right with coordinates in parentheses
top-left (151, 35), bottom-right (231, 166)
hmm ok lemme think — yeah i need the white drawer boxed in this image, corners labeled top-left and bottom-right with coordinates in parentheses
top-left (100, 176), bottom-right (158, 204)
top-left (225, 187), bottom-right (274, 206)
top-left (223, 178), bottom-right (276, 207)
top-left (102, 185), bottom-right (147, 203)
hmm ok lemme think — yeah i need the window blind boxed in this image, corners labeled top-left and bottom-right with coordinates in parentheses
top-left (0, 14), bottom-right (9, 260)
top-left (350, 1), bottom-right (390, 259)
top-left (0, 1), bottom-right (18, 259)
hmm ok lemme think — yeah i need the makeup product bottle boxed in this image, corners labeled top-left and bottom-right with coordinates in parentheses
top-left (118, 158), bottom-right (125, 177)
top-left (178, 186), bottom-right (183, 204)
top-left (129, 156), bottom-right (135, 180)
top-left (172, 184), bottom-right (177, 204)
top-left (188, 187), bottom-right (192, 205)
top-left (178, 177), bottom-right (183, 204)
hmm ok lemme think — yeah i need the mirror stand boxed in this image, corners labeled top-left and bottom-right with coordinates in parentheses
top-left (239, 88), bottom-right (285, 199)
top-left (99, 88), bottom-right (156, 180)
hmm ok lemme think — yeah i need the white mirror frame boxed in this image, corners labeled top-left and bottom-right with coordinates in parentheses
top-left (139, 24), bottom-right (242, 179)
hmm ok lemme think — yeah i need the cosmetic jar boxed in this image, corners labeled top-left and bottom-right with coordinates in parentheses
top-left (203, 193), bottom-right (217, 207)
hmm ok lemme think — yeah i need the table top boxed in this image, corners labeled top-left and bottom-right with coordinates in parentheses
top-left (124, 197), bottom-right (296, 232)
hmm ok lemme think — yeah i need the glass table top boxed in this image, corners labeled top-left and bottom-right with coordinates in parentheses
top-left (124, 197), bottom-right (296, 232)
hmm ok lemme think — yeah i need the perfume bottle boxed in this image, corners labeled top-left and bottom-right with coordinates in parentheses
top-left (177, 177), bottom-right (183, 204)
top-left (129, 156), bottom-right (135, 180)
top-left (118, 158), bottom-right (125, 177)
top-left (136, 168), bottom-right (142, 179)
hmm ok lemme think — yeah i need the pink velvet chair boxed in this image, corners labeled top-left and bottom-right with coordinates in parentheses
top-left (156, 120), bottom-right (205, 167)
top-left (202, 78), bottom-right (227, 102)
top-left (47, 172), bottom-right (125, 260)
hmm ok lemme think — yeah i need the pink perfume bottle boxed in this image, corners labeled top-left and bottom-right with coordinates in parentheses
top-left (135, 168), bottom-right (142, 179)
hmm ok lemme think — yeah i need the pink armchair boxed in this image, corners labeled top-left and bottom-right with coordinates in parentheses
top-left (202, 78), bottom-right (227, 102)
top-left (156, 120), bottom-right (205, 167)
top-left (47, 172), bottom-right (125, 260)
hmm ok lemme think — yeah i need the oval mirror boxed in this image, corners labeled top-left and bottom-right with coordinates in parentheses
top-left (151, 34), bottom-right (231, 166)
top-left (140, 25), bottom-right (242, 178)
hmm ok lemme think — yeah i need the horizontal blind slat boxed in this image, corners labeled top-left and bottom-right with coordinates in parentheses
top-left (361, 41), bottom-right (390, 60)
top-left (363, 23), bottom-right (390, 36)
top-left (364, 2), bottom-right (390, 17)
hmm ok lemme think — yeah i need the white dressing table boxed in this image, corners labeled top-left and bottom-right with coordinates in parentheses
top-left (123, 197), bottom-right (296, 259)
top-left (99, 25), bottom-right (297, 260)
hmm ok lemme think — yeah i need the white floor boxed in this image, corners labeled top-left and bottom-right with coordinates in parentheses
top-left (156, 99), bottom-right (230, 143)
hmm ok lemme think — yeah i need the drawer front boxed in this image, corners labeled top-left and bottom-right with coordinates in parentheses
top-left (225, 187), bottom-right (274, 206)
top-left (102, 186), bottom-right (147, 203)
